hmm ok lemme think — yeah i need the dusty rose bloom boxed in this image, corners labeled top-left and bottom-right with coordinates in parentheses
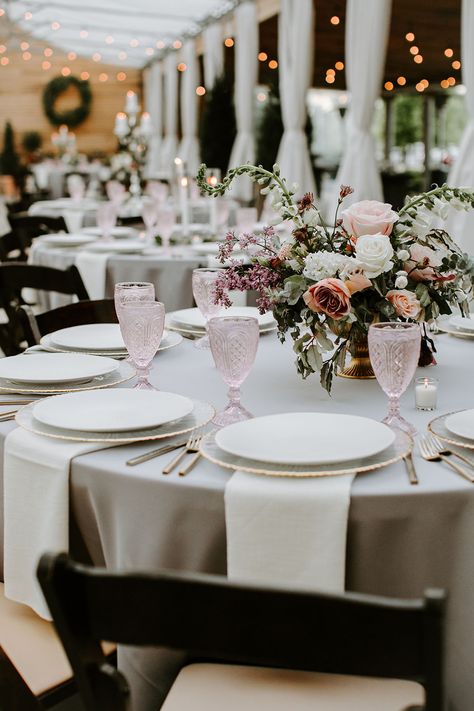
top-left (303, 278), bottom-right (351, 320)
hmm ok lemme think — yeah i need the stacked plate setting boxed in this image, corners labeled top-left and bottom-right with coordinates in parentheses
top-left (166, 306), bottom-right (277, 337)
top-left (200, 412), bottom-right (411, 477)
top-left (429, 409), bottom-right (474, 450)
top-left (439, 314), bottom-right (474, 339)
top-left (40, 323), bottom-right (182, 357)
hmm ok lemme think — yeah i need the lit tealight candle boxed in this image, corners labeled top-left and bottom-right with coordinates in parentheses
top-left (415, 377), bottom-right (438, 411)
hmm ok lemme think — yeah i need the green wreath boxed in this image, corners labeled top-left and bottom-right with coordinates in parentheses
top-left (42, 76), bottom-right (92, 128)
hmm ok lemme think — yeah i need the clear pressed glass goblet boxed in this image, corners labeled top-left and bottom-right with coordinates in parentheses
top-left (368, 322), bottom-right (421, 435)
top-left (118, 301), bottom-right (165, 390)
top-left (192, 268), bottom-right (224, 350)
top-left (209, 316), bottom-right (259, 427)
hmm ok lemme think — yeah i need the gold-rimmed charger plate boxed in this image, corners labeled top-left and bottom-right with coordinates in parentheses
top-left (15, 398), bottom-right (215, 443)
top-left (0, 361), bottom-right (135, 395)
top-left (200, 429), bottom-right (412, 478)
top-left (428, 411), bottom-right (474, 450)
top-left (40, 330), bottom-right (183, 356)
top-left (166, 323), bottom-right (277, 337)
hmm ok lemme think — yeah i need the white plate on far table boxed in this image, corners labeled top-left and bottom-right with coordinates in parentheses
top-left (449, 315), bottom-right (474, 333)
top-left (445, 410), bottom-right (474, 441)
top-left (0, 353), bottom-right (117, 385)
top-left (81, 226), bottom-right (138, 240)
top-left (48, 324), bottom-right (125, 352)
top-left (169, 307), bottom-right (276, 331)
top-left (33, 389), bottom-right (194, 433)
top-left (39, 233), bottom-right (96, 248)
top-left (215, 413), bottom-right (396, 465)
top-left (83, 240), bottom-right (147, 254)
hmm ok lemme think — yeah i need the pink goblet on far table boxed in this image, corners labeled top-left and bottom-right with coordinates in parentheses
top-left (209, 316), bottom-right (260, 427)
top-left (118, 300), bottom-right (165, 390)
top-left (192, 268), bottom-right (224, 350)
top-left (96, 201), bottom-right (117, 240)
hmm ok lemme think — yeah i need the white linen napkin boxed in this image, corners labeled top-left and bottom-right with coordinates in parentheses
top-left (3, 427), bottom-right (111, 619)
top-left (225, 471), bottom-right (355, 592)
top-left (75, 250), bottom-right (109, 299)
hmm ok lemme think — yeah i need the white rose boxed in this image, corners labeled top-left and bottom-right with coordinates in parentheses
top-left (395, 275), bottom-right (408, 289)
top-left (355, 233), bottom-right (394, 279)
top-left (397, 249), bottom-right (410, 261)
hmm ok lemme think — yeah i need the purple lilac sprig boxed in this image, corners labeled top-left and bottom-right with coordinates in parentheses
top-left (213, 264), bottom-right (282, 312)
top-left (218, 227), bottom-right (278, 263)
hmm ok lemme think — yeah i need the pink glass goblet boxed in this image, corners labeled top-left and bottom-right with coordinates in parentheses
top-left (209, 316), bottom-right (260, 426)
top-left (118, 300), bottom-right (165, 390)
top-left (106, 180), bottom-right (126, 208)
top-left (192, 268), bottom-right (224, 350)
top-left (368, 322), bottom-right (421, 435)
top-left (142, 202), bottom-right (159, 244)
top-left (96, 201), bottom-right (117, 240)
top-left (156, 205), bottom-right (175, 252)
top-left (114, 281), bottom-right (155, 320)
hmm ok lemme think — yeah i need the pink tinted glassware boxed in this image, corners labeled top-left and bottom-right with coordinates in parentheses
top-left (142, 202), bottom-right (159, 244)
top-left (106, 180), bottom-right (126, 207)
top-left (209, 316), bottom-right (259, 426)
top-left (118, 301), bottom-right (165, 390)
top-left (368, 322), bottom-right (421, 435)
top-left (156, 205), bottom-right (175, 252)
top-left (114, 281), bottom-right (155, 320)
top-left (97, 201), bottom-right (117, 240)
top-left (192, 268), bottom-right (224, 350)
top-left (146, 181), bottom-right (168, 203)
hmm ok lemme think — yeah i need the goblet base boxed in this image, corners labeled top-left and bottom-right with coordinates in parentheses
top-left (212, 402), bottom-right (253, 428)
top-left (194, 334), bottom-right (210, 350)
top-left (134, 379), bottom-right (158, 391)
top-left (382, 413), bottom-right (416, 436)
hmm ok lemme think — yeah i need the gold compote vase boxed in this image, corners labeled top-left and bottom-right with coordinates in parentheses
top-left (332, 322), bottom-right (376, 380)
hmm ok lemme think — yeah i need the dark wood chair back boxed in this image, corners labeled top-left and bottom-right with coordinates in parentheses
top-left (18, 299), bottom-right (118, 347)
top-left (9, 213), bottom-right (68, 254)
top-left (37, 554), bottom-right (446, 711)
top-left (0, 231), bottom-right (27, 262)
top-left (0, 264), bottom-right (89, 354)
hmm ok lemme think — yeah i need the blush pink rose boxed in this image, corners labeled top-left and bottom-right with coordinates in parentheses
top-left (344, 271), bottom-right (372, 295)
top-left (386, 289), bottom-right (422, 320)
top-left (342, 200), bottom-right (398, 239)
top-left (403, 243), bottom-right (443, 282)
top-left (303, 278), bottom-right (351, 320)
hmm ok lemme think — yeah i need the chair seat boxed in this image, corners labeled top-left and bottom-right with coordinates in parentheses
top-left (0, 583), bottom-right (114, 697)
top-left (161, 663), bottom-right (424, 711)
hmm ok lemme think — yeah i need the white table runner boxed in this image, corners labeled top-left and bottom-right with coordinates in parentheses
top-left (225, 470), bottom-right (355, 591)
top-left (3, 427), bottom-right (110, 619)
top-left (75, 250), bottom-right (109, 300)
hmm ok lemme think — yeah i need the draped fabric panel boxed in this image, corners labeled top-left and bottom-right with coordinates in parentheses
top-left (203, 22), bottom-right (224, 89)
top-left (178, 40), bottom-right (201, 174)
top-left (334, 0), bottom-right (392, 206)
top-left (275, 0), bottom-right (316, 198)
top-left (160, 53), bottom-right (179, 176)
top-left (144, 61), bottom-right (163, 177)
top-left (227, 1), bottom-right (258, 202)
top-left (446, 0), bottom-right (474, 254)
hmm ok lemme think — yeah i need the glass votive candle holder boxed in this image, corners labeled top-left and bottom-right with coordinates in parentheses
top-left (415, 377), bottom-right (438, 411)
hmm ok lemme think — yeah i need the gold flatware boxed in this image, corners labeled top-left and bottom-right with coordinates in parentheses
top-left (419, 435), bottom-right (474, 483)
top-left (178, 449), bottom-right (202, 477)
top-left (126, 440), bottom-right (188, 467)
top-left (403, 451), bottom-right (418, 485)
top-left (0, 400), bottom-right (38, 406)
top-left (162, 433), bottom-right (202, 475)
top-left (428, 435), bottom-right (474, 471)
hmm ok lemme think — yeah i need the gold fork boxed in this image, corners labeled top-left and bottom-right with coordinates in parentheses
top-left (419, 435), bottom-right (474, 483)
top-left (162, 433), bottom-right (202, 475)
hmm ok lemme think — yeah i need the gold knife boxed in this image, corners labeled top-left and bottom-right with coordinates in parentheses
top-left (403, 452), bottom-right (418, 485)
top-left (126, 440), bottom-right (187, 466)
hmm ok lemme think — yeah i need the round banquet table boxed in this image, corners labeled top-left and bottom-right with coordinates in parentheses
top-left (0, 332), bottom-right (473, 710)
top-left (29, 239), bottom-right (206, 312)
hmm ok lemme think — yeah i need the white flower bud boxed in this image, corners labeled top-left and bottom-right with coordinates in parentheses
top-left (397, 249), bottom-right (410, 261)
top-left (395, 275), bottom-right (408, 289)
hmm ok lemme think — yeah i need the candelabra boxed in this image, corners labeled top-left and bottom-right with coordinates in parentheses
top-left (114, 91), bottom-right (153, 206)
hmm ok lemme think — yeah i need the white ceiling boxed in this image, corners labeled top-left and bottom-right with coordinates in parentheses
top-left (4, 0), bottom-right (234, 66)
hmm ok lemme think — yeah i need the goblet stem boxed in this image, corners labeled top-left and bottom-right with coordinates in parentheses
top-left (134, 365), bottom-right (156, 390)
top-left (387, 396), bottom-right (400, 421)
top-left (382, 395), bottom-right (416, 435)
top-left (194, 322), bottom-right (211, 350)
top-left (227, 386), bottom-right (241, 405)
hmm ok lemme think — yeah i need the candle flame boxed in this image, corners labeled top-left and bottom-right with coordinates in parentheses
top-left (180, 177), bottom-right (188, 187)
top-left (174, 157), bottom-right (182, 165)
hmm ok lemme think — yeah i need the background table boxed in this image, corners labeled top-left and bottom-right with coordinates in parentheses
top-left (1, 332), bottom-right (473, 711)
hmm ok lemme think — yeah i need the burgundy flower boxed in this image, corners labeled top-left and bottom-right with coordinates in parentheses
top-left (339, 185), bottom-right (354, 199)
top-left (297, 192), bottom-right (314, 212)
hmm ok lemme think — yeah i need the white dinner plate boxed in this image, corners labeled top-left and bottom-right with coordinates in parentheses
top-left (83, 240), bottom-right (146, 254)
top-left (0, 353), bottom-right (117, 385)
top-left (169, 307), bottom-right (276, 330)
top-left (215, 413), bottom-right (396, 465)
top-left (33, 389), bottom-right (194, 433)
top-left (81, 226), bottom-right (138, 239)
top-left (39, 234), bottom-right (96, 248)
top-left (445, 410), bottom-right (474, 441)
top-left (449, 315), bottom-right (474, 333)
top-left (49, 324), bottom-right (125, 352)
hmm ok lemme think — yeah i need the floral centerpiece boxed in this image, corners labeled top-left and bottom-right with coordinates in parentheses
top-left (196, 163), bottom-right (474, 392)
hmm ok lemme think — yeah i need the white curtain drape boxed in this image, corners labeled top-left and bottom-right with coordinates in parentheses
top-left (275, 0), bottom-right (316, 198)
top-left (227, 0), bottom-right (258, 202)
top-left (178, 40), bottom-right (201, 174)
top-left (144, 61), bottom-right (163, 177)
top-left (446, 0), bottom-right (474, 254)
top-left (159, 52), bottom-right (179, 176)
top-left (334, 0), bottom-right (392, 206)
top-left (203, 22), bottom-right (224, 89)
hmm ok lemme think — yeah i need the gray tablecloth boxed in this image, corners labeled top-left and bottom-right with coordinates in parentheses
top-left (29, 242), bottom-right (205, 312)
top-left (1, 333), bottom-right (474, 710)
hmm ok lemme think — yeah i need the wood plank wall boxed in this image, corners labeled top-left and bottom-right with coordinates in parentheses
top-left (0, 39), bottom-right (142, 155)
